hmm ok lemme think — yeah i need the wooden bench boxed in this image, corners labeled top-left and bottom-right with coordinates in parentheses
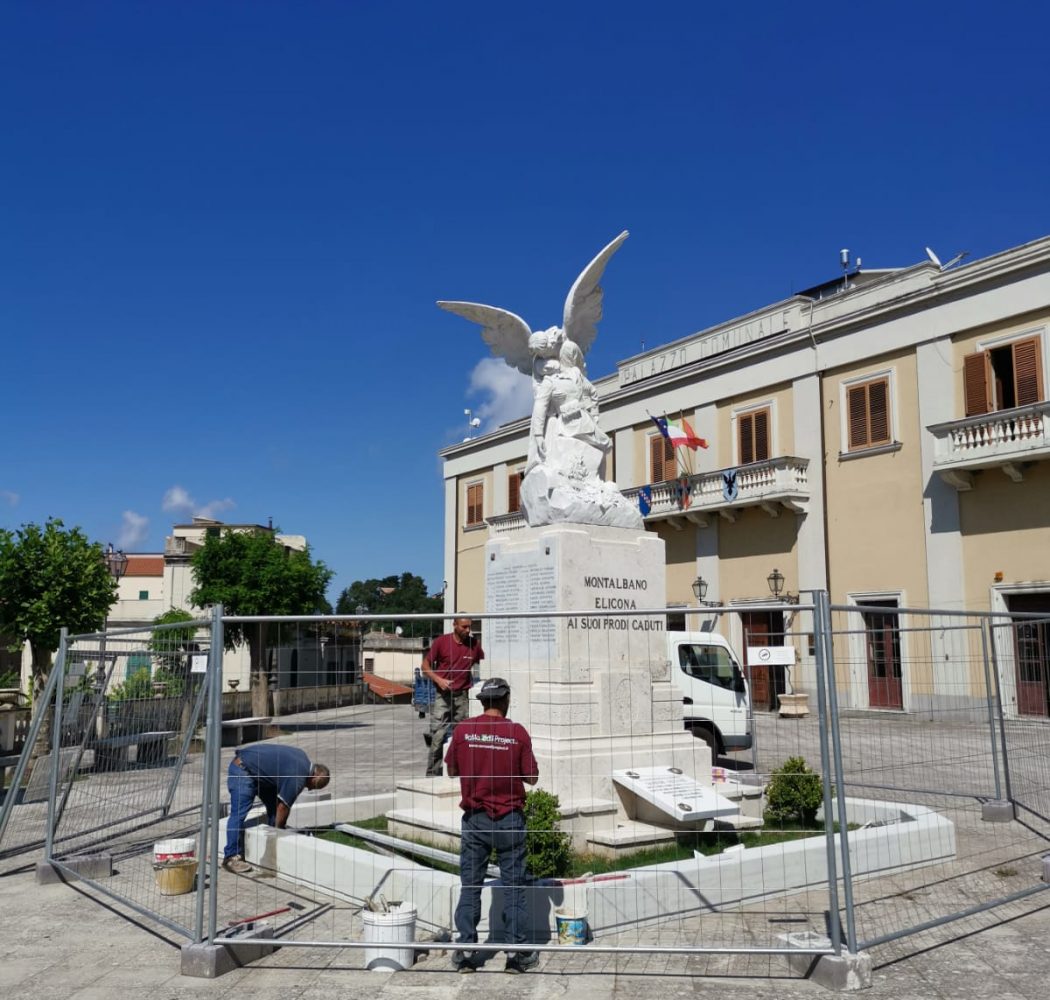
top-left (93, 731), bottom-right (175, 771)
top-left (221, 716), bottom-right (272, 747)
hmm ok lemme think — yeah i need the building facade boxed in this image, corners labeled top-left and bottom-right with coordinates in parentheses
top-left (439, 236), bottom-right (1050, 720)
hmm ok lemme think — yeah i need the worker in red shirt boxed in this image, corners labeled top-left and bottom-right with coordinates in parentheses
top-left (420, 617), bottom-right (484, 776)
top-left (445, 676), bottom-right (540, 974)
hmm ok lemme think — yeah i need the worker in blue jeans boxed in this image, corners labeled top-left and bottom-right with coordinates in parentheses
top-left (223, 742), bottom-right (330, 874)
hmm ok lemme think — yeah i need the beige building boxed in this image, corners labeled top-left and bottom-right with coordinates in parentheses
top-left (439, 236), bottom-right (1050, 720)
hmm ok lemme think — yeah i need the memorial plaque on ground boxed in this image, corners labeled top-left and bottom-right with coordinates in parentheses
top-left (613, 766), bottom-right (739, 822)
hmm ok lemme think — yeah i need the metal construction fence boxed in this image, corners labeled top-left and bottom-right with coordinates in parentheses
top-left (0, 598), bottom-right (1047, 979)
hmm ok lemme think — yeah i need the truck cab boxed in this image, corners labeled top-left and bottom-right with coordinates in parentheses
top-left (668, 631), bottom-right (752, 755)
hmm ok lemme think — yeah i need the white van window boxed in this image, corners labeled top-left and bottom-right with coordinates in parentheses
top-left (678, 644), bottom-right (736, 689)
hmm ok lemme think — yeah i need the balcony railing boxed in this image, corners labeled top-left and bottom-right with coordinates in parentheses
top-left (486, 456), bottom-right (809, 533)
top-left (928, 401), bottom-right (1050, 490)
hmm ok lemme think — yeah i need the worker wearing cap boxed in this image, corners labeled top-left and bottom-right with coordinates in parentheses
top-left (444, 676), bottom-right (540, 974)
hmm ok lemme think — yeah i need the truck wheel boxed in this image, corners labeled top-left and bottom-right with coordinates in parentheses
top-left (689, 723), bottom-right (721, 758)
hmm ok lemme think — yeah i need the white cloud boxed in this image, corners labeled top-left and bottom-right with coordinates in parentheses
top-left (162, 485), bottom-right (236, 521)
top-left (0, 490), bottom-right (19, 507)
top-left (467, 358), bottom-right (533, 431)
top-left (117, 510), bottom-right (149, 550)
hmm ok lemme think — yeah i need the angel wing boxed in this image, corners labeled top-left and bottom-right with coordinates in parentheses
top-left (437, 300), bottom-right (534, 375)
top-left (562, 230), bottom-right (629, 355)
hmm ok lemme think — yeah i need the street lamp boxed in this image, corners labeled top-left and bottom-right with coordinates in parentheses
top-left (767, 568), bottom-right (798, 603)
top-left (98, 544), bottom-right (128, 690)
top-left (691, 576), bottom-right (708, 602)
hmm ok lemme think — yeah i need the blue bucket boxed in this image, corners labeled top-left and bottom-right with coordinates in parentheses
top-left (555, 909), bottom-right (588, 946)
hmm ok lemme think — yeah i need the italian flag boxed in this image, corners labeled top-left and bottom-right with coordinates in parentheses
top-left (652, 415), bottom-right (708, 450)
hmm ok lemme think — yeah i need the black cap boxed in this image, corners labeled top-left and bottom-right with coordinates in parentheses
top-left (477, 676), bottom-right (510, 700)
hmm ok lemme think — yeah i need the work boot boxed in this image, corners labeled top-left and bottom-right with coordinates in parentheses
top-left (504, 950), bottom-right (538, 973)
top-left (451, 950), bottom-right (478, 973)
top-left (221, 855), bottom-right (253, 874)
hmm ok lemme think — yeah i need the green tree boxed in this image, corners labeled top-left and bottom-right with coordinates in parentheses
top-left (335, 572), bottom-right (441, 637)
top-left (188, 528), bottom-right (333, 716)
top-left (0, 519), bottom-right (117, 688)
top-left (149, 607), bottom-right (200, 697)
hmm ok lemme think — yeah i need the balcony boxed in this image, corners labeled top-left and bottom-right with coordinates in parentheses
top-left (487, 456), bottom-right (810, 534)
top-left (928, 401), bottom-right (1050, 491)
top-left (624, 456), bottom-right (810, 528)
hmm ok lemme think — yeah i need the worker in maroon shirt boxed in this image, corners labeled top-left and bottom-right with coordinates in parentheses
top-left (420, 617), bottom-right (484, 776)
top-left (445, 676), bottom-right (540, 974)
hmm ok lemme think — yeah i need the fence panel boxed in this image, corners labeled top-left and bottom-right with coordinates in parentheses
top-left (825, 605), bottom-right (1050, 954)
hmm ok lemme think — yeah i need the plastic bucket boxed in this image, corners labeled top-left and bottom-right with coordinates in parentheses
top-left (154, 837), bottom-right (195, 862)
top-left (555, 908), bottom-right (588, 946)
top-left (362, 902), bottom-right (417, 971)
top-left (153, 858), bottom-right (198, 895)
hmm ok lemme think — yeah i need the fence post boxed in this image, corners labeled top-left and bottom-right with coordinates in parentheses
top-left (0, 646), bottom-right (66, 848)
top-left (810, 593), bottom-right (844, 955)
top-left (44, 630), bottom-right (69, 859)
top-left (194, 605), bottom-right (224, 943)
top-left (985, 618), bottom-right (1016, 809)
top-left (820, 592), bottom-right (859, 956)
top-left (978, 619), bottom-right (1004, 802)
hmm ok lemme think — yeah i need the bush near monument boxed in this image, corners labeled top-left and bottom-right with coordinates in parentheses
top-left (523, 788), bottom-right (573, 879)
top-left (764, 756), bottom-right (824, 827)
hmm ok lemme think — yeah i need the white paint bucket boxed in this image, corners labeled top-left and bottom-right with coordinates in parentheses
top-left (362, 902), bottom-right (417, 971)
top-left (154, 837), bottom-right (195, 862)
top-left (555, 908), bottom-right (588, 946)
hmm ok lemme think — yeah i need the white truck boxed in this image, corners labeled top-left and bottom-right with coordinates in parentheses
top-left (667, 631), bottom-right (753, 755)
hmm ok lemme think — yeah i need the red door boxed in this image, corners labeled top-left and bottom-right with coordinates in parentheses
top-left (740, 611), bottom-right (786, 711)
top-left (1008, 594), bottom-right (1050, 717)
top-left (858, 601), bottom-right (903, 709)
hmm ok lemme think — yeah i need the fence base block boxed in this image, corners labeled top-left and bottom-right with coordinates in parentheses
top-left (35, 854), bottom-right (114, 884)
top-left (981, 799), bottom-right (1015, 823)
top-left (180, 926), bottom-right (275, 978)
top-left (781, 933), bottom-right (873, 991)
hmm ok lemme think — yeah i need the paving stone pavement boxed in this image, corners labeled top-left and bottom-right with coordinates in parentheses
top-left (5, 702), bottom-right (1050, 998)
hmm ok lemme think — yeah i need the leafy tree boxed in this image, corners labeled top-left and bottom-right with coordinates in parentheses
top-left (0, 519), bottom-right (117, 688)
top-left (188, 527), bottom-right (333, 716)
top-left (149, 607), bottom-right (199, 672)
top-left (335, 572), bottom-right (442, 637)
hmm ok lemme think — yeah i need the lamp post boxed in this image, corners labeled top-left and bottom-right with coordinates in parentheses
top-left (99, 544), bottom-right (128, 688)
top-left (766, 567), bottom-right (798, 604)
top-left (691, 576), bottom-right (708, 603)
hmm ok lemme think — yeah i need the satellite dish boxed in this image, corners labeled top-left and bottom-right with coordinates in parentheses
top-left (395, 626), bottom-right (403, 636)
top-left (925, 247), bottom-right (943, 269)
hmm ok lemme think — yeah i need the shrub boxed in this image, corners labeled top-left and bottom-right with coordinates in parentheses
top-left (523, 788), bottom-right (572, 878)
top-left (764, 756), bottom-right (824, 827)
top-left (108, 667), bottom-right (154, 702)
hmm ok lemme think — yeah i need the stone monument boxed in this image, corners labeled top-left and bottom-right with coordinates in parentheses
top-left (436, 233), bottom-right (726, 850)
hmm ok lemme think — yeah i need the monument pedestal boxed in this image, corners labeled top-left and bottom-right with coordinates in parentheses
top-left (485, 523), bottom-right (709, 818)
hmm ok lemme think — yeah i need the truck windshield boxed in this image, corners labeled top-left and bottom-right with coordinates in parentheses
top-left (678, 644), bottom-right (737, 689)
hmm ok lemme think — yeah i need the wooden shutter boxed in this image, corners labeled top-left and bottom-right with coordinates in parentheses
top-left (466, 483), bottom-right (484, 526)
top-left (868, 379), bottom-right (890, 445)
top-left (754, 409), bottom-right (770, 461)
top-left (847, 378), bottom-right (891, 449)
top-left (508, 471), bottom-right (521, 513)
top-left (739, 408), bottom-right (771, 464)
top-left (1013, 337), bottom-right (1044, 407)
top-left (963, 351), bottom-right (992, 416)
top-left (650, 435), bottom-right (673, 481)
top-left (847, 385), bottom-right (869, 449)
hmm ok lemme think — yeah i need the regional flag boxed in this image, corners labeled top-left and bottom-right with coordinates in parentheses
top-left (638, 485), bottom-right (652, 516)
top-left (651, 414), bottom-right (707, 450)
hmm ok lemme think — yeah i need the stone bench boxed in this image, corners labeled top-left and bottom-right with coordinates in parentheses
top-left (221, 717), bottom-right (272, 748)
top-left (93, 731), bottom-right (175, 771)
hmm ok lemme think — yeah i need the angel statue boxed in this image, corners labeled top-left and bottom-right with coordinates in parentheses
top-left (438, 231), bottom-right (642, 529)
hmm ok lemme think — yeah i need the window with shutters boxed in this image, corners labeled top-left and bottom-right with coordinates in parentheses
top-left (465, 482), bottom-right (484, 527)
top-left (649, 434), bottom-right (674, 482)
top-left (846, 376), bottom-right (892, 451)
top-left (963, 335), bottom-right (1044, 416)
top-left (508, 470), bottom-right (523, 513)
top-left (737, 407), bottom-right (771, 464)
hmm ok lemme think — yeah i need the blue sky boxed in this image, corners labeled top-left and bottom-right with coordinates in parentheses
top-left (2, 2), bottom-right (1048, 603)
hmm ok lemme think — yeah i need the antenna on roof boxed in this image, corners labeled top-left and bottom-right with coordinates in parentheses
top-left (840, 248), bottom-right (861, 291)
top-left (925, 247), bottom-right (969, 271)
